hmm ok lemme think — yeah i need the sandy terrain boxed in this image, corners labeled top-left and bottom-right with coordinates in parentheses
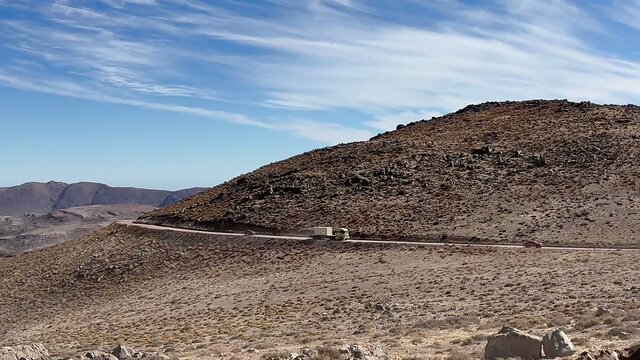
top-left (0, 204), bottom-right (155, 256)
top-left (1, 224), bottom-right (638, 359)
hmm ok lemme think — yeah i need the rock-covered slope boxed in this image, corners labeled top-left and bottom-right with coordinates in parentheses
top-left (159, 187), bottom-right (207, 207)
top-left (0, 182), bottom-right (206, 216)
top-left (141, 100), bottom-right (640, 247)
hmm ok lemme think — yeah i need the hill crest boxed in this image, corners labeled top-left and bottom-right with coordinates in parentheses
top-left (141, 99), bottom-right (640, 247)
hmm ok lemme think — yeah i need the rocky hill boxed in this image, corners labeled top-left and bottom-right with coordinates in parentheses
top-left (141, 100), bottom-right (640, 247)
top-left (0, 182), bottom-right (206, 216)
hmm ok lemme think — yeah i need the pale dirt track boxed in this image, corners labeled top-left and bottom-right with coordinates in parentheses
top-left (118, 220), bottom-right (640, 252)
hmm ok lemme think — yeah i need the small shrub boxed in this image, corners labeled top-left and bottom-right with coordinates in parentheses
top-left (446, 347), bottom-right (482, 360)
top-left (260, 351), bottom-right (290, 360)
top-left (461, 333), bottom-right (487, 346)
top-left (413, 316), bottom-right (480, 330)
top-left (314, 346), bottom-right (343, 360)
top-left (574, 314), bottom-right (600, 330)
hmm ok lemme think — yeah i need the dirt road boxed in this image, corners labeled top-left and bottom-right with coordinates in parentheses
top-left (117, 220), bottom-right (639, 251)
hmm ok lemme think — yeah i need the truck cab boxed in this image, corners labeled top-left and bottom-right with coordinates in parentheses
top-left (334, 228), bottom-right (350, 241)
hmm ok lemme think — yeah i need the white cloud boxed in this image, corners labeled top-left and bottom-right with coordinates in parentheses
top-left (3, 0), bottom-right (640, 146)
top-left (608, 0), bottom-right (640, 31)
top-left (101, 0), bottom-right (156, 8)
top-left (217, 1), bottom-right (640, 112)
top-left (0, 69), bottom-right (373, 144)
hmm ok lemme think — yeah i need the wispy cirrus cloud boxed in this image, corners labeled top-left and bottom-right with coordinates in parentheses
top-left (0, 69), bottom-right (265, 127)
top-left (2, 0), bottom-right (640, 143)
top-left (607, 0), bottom-right (640, 31)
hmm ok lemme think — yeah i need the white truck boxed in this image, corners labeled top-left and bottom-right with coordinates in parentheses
top-left (311, 227), bottom-right (350, 241)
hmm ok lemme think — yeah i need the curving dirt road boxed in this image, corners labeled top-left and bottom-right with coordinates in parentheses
top-left (117, 220), bottom-right (639, 251)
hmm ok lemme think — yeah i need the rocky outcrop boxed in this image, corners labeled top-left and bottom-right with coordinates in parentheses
top-left (262, 345), bottom-right (386, 360)
top-left (341, 345), bottom-right (386, 360)
top-left (0, 344), bottom-right (50, 360)
top-left (79, 351), bottom-right (117, 360)
top-left (577, 345), bottom-right (640, 360)
top-left (0, 345), bottom-right (171, 360)
top-left (111, 345), bottom-right (133, 360)
top-left (577, 350), bottom-right (621, 360)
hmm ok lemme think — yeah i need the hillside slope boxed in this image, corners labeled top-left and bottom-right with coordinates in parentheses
top-left (141, 100), bottom-right (640, 247)
top-left (1, 223), bottom-right (638, 358)
top-left (159, 187), bottom-right (206, 207)
top-left (0, 182), bottom-right (206, 216)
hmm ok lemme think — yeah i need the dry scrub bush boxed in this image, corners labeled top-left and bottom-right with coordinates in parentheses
top-left (413, 316), bottom-right (480, 330)
top-left (461, 334), bottom-right (487, 346)
top-left (261, 351), bottom-right (291, 360)
top-left (446, 347), bottom-right (482, 360)
top-left (314, 347), bottom-right (343, 360)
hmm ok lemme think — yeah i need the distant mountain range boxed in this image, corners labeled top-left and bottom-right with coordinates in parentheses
top-left (0, 181), bottom-right (207, 216)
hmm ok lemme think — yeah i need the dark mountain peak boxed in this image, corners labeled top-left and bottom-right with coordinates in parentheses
top-left (0, 182), bottom-right (205, 216)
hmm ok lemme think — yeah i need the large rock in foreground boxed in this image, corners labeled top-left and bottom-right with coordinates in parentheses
top-left (484, 326), bottom-right (542, 360)
top-left (543, 329), bottom-right (577, 358)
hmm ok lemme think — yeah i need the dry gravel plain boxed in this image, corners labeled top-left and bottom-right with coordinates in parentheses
top-left (1, 224), bottom-right (639, 359)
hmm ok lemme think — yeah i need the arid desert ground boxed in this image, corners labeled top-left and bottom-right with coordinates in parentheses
top-left (1, 223), bottom-right (638, 359)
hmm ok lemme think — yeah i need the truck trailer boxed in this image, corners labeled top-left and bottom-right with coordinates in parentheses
top-left (311, 227), bottom-right (350, 241)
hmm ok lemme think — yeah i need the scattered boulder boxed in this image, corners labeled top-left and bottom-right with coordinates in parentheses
top-left (577, 350), bottom-right (620, 360)
top-left (364, 302), bottom-right (397, 313)
top-left (542, 329), bottom-right (576, 358)
top-left (596, 305), bottom-right (614, 317)
top-left (530, 154), bottom-right (548, 167)
top-left (349, 174), bottom-right (371, 187)
top-left (300, 348), bottom-right (318, 358)
top-left (265, 345), bottom-right (386, 360)
top-left (48, 348), bottom-right (171, 360)
top-left (577, 345), bottom-right (640, 360)
top-left (341, 345), bottom-right (386, 360)
top-left (111, 345), bottom-right (133, 360)
top-left (82, 351), bottom-right (118, 360)
top-left (622, 344), bottom-right (640, 360)
top-left (484, 326), bottom-right (542, 360)
top-left (472, 144), bottom-right (495, 155)
top-left (0, 345), bottom-right (50, 360)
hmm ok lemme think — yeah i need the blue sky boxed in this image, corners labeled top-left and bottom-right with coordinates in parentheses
top-left (2, 0), bottom-right (640, 189)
